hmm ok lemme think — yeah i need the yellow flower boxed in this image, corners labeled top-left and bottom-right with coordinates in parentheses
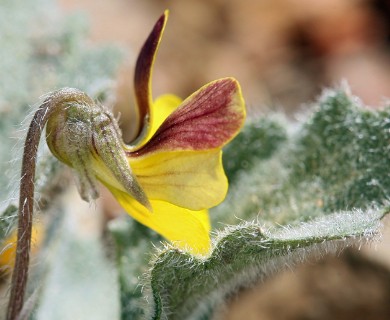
top-left (0, 224), bottom-right (44, 274)
top-left (45, 11), bottom-right (246, 255)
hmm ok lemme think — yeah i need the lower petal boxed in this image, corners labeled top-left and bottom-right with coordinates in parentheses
top-left (108, 187), bottom-right (211, 255)
top-left (129, 150), bottom-right (228, 210)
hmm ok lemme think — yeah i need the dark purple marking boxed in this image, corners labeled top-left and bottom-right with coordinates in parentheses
top-left (133, 12), bottom-right (167, 141)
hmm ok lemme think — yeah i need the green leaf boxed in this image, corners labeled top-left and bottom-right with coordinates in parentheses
top-left (214, 89), bottom-right (390, 226)
top-left (147, 88), bottom-right (390, 319)
top-left (149, 207), bottom-right (387, 320)
top-left (109, 216), bottom-right (162, 320)
top-left (291, 90), bottom-right (390, 210)
top-left (222, 115), bottom-right (287, 183)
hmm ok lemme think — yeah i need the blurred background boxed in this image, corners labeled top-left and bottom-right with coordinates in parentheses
top-left (59, 0), bottom-right (390, 115)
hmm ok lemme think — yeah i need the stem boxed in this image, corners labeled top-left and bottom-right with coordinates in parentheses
top-left (6, 88), bottom-right (93, 320)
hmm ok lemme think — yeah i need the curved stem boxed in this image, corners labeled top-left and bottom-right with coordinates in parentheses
top-left (6, 88), bottom-right (93, 320)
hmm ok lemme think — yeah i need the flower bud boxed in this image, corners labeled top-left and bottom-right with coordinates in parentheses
top-left (45, 89), bottom-right (151, 210)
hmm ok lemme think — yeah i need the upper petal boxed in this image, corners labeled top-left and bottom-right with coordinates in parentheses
top-left (147, 94), bottom-right (182, 141)
top-left (129, 77), bottom-right (246, 156)
top-left (132, 11), bottom-right (168, 146)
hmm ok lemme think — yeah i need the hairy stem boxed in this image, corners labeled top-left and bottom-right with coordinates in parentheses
top-left (7, 88), bottom-right (93, 320)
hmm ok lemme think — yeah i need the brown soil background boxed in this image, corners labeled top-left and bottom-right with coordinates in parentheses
top-left (58, 1), bottom-right (390, 319)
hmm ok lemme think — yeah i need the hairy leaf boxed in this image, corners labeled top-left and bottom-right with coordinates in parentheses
top-left (145, 89), bottom-right (390, 319)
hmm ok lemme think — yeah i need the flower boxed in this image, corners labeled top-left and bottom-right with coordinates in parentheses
top-left (0, 224), bottom-right (43, 274)
top-left (45, 11), bottom-right (245, 255)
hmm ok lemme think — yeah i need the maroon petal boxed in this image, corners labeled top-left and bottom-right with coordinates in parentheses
top-left (133, 11), bottom-right (167, 140)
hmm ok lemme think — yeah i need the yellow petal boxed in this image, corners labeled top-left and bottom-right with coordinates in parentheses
top-left (0, 224), bottom-right (44, 272)
top-left (146, 94), bottom-right (182, 141)
top-left (129, 150), bottom-right (228, 210)
top-left (108, 187), bottom-right (211, 255)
